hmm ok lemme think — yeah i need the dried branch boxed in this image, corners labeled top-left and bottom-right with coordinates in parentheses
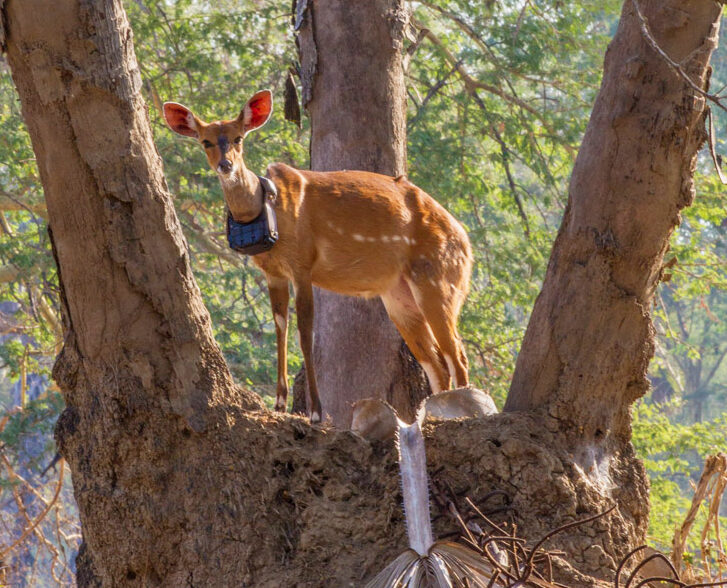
top-left (672, 454), bottom-right (727, 579)
top-left (614, 455), bottom-right (727, 588)
top-left (0, 459), bottom-right (65, 561)
top-left (707, 108), bottom-right (727, 185)
top-left (700, 457), bottom-right (726, 581)
top-left (430, 472), bottom-right (617, 587)
top-left (2, 454), bottom-right (54, 506)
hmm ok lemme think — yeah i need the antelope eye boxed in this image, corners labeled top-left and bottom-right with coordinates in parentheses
top-left (233, 136), bottom-right (242, 145)
top-left (202, 140), bottom-right (214, 149)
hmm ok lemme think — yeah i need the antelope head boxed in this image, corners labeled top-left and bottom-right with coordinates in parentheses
top-left (163, 90), bottom-right (273, 219)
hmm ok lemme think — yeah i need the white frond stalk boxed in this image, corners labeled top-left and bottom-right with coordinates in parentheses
top-left (366, 401), bottom-right (500, 587)
top-left (397, 417), bottom-right (434, 556)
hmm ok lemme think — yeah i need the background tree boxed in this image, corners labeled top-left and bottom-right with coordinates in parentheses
top-left (293, 0), bottom-right (429, 425)
top-left (506, 0), bottom-right (721, 433)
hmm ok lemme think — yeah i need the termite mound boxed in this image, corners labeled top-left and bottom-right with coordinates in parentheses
top-left (65, 404), bottom-right (647, 587)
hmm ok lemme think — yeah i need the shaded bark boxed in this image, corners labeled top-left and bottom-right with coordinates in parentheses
top-left (506, 0), bottom-right (721, 445)
top-left (2, 0), bottom-right (721, 585)
top-left (4, 0), bottom-right (262, 432)
top-left (297, 0), bottom-right (430, 426)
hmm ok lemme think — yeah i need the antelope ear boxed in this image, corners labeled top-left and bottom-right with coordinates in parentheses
top-left (163, 102), bottom-right (201, 138)
top-left (239, 90), bottom-right (273, 134)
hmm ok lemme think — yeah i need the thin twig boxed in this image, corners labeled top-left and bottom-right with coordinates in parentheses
top-left (408, 62), bottom-right (461, 129)
top-left (0, 460), bottom-right (65, 560)
top-left (631, 0), bottom-right (727, 115)
top-left (525, 505), bottom-right (617, 574)
top-left (411, 16), bottom-right (563, 139)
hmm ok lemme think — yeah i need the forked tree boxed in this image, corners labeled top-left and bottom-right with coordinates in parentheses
top-left (1, 0), bottom-right (721, 585)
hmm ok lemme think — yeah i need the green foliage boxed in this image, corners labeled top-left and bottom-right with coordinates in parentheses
top-left (0, 64), bottom-right (58, 385)
top-left (0, 340), bottom-right (25, 377)
top-left (632, 401), bottom-right (727, 550)
top-left (408, 0), bottom-right (620, 404)
top-left (0, 392), bottom-right (64, 467)
top-left (0, 1), bottom-right (726, 583)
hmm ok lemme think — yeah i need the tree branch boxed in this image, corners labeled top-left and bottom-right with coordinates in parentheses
top-left (412, 18), bottom-right (559, 136)
top-left (0, 189), bottom-right (47, 217)
top-left (0, 457), bottom-right (65, 561)
top-left (407, 61), bottom-right (460, 128)
top-left (491, 124), bottom-right (531, 239)
top-left (701, 346), bottom-right (727, 391)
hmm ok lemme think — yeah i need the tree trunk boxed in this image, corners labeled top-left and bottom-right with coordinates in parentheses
top-left (295, 0), bottom-right (429, 426)
top-left (506, 0), bottom-right (720, 444)
top-left (2, 0), bottom-right (721, 585)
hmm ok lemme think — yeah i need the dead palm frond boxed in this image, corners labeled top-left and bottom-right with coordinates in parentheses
top-left (365, 540), bottom-right (499, 588)
top-left (366, 404), bottom-right (504, 588)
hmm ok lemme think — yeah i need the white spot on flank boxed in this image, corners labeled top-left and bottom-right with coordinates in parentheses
top-left (403, 237), bottom-right (410, 245)
top-left (381, 236), bottom-right (390, 243)
top-left (366, 236), bottom-right (376, 242)
top-left (353, 234), bottom-right (365, 242)
top-left (335, 226), bottom-right (344, 235)
top-left (391, 235), bottom-right (402, 242)
top-left (275, 313), bottom-right (287, 331)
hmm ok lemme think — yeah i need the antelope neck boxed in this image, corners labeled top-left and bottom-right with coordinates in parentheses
top-left (220, 166), bottom-right (264, 222)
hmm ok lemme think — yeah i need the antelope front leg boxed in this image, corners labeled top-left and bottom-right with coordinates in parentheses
top-left (294, 279), bottom-right (322, 423)
top-left (268, 277), bottom-right (290, 412)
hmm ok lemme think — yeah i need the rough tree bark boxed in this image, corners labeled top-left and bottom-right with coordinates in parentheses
top-left (506, 0), bottom-right (721, 443)
top-left (1, 0), bottom-right (721, 586)
top-left (294, 0), bottom-right (429, 426)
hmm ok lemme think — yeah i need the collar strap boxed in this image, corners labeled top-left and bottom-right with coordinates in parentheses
top-left (226, 175), bottom-right (279, 256)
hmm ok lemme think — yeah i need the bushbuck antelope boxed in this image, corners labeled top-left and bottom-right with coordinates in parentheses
top-left (164, 90), bottom-right (473, 423)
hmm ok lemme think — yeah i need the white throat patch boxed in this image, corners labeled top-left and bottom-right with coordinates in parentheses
top-left (218, 168), bottom-right (238, 185)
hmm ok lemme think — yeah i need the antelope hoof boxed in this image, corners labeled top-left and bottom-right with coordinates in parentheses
top-left (274, 395), bottom-right (287, 412)
top-left (310, 411), bottom-right (321, 424)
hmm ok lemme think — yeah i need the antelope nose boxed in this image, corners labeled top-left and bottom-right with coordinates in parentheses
top-left (217, 159), bottom-right (233, 174)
